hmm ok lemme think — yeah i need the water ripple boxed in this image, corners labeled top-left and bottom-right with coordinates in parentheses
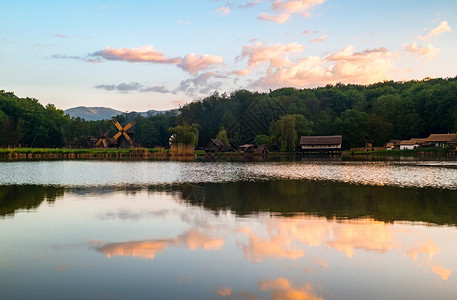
top-left (1, 160), bottom-right (457, 189)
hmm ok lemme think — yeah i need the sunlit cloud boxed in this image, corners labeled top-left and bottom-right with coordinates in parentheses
top-left (216, 6), bottom-right (231, 15)
top-left (178, 53), bottom-right (224, 74)
top-left (236, 41), bottom-right (305, 71)
top-left (248, 45), bottom-right (397, 90)
top-left (257, 12), bottom-right (290, 23)
top-left (404, 42), bottom-right (440, 61)
top-left (259, 0), bottom-right (326, 23)
top-left (92, 45), bottom-right (182, 64)
top-left (310, 34), bottom-right (327, 43)
top-left (259, 278), bottom-right (324, 300)
top-left (418, 21), bottom-right (451, 40)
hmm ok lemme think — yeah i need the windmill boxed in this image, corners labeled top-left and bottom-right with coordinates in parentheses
top-left (95, 128), bottom-right (112, 148)
top-left (111, 117), bottom-right (136, 148)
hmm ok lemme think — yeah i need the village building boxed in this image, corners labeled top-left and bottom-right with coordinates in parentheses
top-left (204, 139), bottom-right (228, 153)
top-left (423, 133), bottom-right (457, 148)
top-left (385, 140), bottom-right (401, 150)
top-left (238, 144), bottom-right (255, 153)
top-left (399, 138), bottom-right (427, 150)
top-left (255, 145), bottom-right (268, 154)
top-left (300, 135), bottom-right (342, 155)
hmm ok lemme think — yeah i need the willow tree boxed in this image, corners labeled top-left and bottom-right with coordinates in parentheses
top-left (269, 115), bottom-right (297, 152)
top-left (168, 123), bottom-right (199, 155)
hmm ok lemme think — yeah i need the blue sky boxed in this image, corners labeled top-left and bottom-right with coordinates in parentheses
top-left (1, 0), bottom-right (456, 111)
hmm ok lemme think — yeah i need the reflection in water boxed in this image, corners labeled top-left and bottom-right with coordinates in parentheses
top-left (2, 183), bottom-right (457, 299)
top-left (178, 180), bottom-right (457, 226)
top-left (0, 185), bottom-right (64, 217)
top-left (96, 228), bottom-right (223, 259)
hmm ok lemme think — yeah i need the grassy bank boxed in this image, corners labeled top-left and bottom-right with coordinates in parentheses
top-left (0, 147), bottom-right (168, 160)
top-left (344, 147), bottom-right (449, 156)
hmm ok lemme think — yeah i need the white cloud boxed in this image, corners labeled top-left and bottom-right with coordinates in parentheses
top-left (418, 21), bottom-right (451, 40)
top-left (178, 53), bottom-right (224, 74)
top-left (404, 42), bottom-right (440, 61)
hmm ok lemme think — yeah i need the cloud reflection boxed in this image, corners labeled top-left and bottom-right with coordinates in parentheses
top-left (96, 228), bottom-right (223, 259)
top-left (259, 278), bottom-right (324, 300)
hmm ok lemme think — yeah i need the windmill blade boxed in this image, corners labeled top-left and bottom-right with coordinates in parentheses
top-left (123, 132), bottom-right (133, 145)
top-left (122, 121), bottom-right (135, 131)
top-left (95, 139), bottom-right (102, 147)
top-left (112, 118), bottom-right (123, 131)
top-left (113, 131), bottom-right (122, 140)
top-left (103, 139), bottom-right (108, 148)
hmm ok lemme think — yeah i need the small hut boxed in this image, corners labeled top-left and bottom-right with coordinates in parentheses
top-left (255, 145), bottom-right (269, 154)
top-left (239, 144), bottom-right (255, 153)
top-left (204, 139), bottom-right (227, 153)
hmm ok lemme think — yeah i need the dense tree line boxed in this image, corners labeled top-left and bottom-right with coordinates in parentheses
top-left (179, 77), bottom-right (457, 149)
top-left (1, 76), bottom-right (457, 149)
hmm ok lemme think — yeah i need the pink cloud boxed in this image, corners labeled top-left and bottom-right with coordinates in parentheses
top-left (259, 0), bottom-right (326, 23)
top-left (272, 0), bottom-right (326, 15)
top-left (93, 45), bottom-right (181, 64)
top-left (216, 6), bottom-right (231, 15)
top-left (248, 45), bottom-right (397, 90)
top-left (310, 34), bottom-right (327, 43)
top-left (178, 53), bottom-right (224, 74)
top-left (404, 42), bottom-right (440, 61)
top-left (418, 21), bottom-right (451, 40)
top-left (237, 41), bottom-right (305, 69)
top-left (258, 12), bottom-right (290, 23)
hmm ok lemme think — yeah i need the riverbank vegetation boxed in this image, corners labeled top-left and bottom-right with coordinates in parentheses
top-left (2, 76), bottom-right (457, 150)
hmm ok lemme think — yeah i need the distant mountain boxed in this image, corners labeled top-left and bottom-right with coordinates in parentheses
top-left (64, 106), bottom-right (178, 121)
top-left (64, 107), bottom-right (123, 121)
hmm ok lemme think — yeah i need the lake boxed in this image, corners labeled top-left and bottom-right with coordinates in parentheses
top-left (1, 159), bottom-right (457, 299)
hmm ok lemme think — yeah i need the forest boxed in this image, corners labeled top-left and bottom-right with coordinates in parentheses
top-left (1, 76), bottom-right (457, 150)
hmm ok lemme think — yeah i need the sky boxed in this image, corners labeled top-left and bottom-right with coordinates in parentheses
top-left (1, 0), bottom-right (456, 112)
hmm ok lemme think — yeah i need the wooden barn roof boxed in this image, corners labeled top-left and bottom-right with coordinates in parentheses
top-left (209, 139), bottom-right (225, 147)
top-left (426, 133), bottom-right (457, 142)
top-left (300, 135), bottom-right (342, 145)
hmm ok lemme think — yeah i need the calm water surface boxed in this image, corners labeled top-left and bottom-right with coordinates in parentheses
top-left (1, 160), bottom-right (457, 299)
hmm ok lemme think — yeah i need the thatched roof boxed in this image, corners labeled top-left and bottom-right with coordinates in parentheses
top-left (425, 133), bottom-right (457, 142)
top-left (300, 135), bottom-right (342, 145)
top-left (209, 139), bottom-right (225, 147)
top-left (400, 138), bottom-right (427, 145)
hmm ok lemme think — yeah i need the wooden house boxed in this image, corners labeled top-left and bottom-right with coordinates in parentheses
top-left (238, 144), bottom-right (255, 153)
top-left (255, 145), bottom-right (269, 154)
top-left (399, 138), bottom-right (427, 150)
top-left (300, 135), bottom-right (342, 155)
top-left (423, 133), bottom-right (457, 148)
top-left (204, 139), bottom-right (227, 153)
top-left (385, 140), bottom-right (401, 150)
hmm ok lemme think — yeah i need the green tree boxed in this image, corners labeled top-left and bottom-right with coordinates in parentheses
top-left (216, 128), bottom-right (229, 145)
top-left (169, 123), bottom-right (199, 146)
top-left (254, 135), bottom-right (270, 146)
top-left (270, 115), bottom-right (297, 152)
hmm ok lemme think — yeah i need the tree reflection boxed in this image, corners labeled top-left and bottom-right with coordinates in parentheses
top-left (0, 185), bottom-right (64, 217)
top-left (176, 180), bottom-right (457, 226)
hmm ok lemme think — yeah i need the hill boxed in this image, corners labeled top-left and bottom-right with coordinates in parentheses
top-left (64, 107), bottom-right (123, 121)
top-left (64, 106), bottom-right (178, 121)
